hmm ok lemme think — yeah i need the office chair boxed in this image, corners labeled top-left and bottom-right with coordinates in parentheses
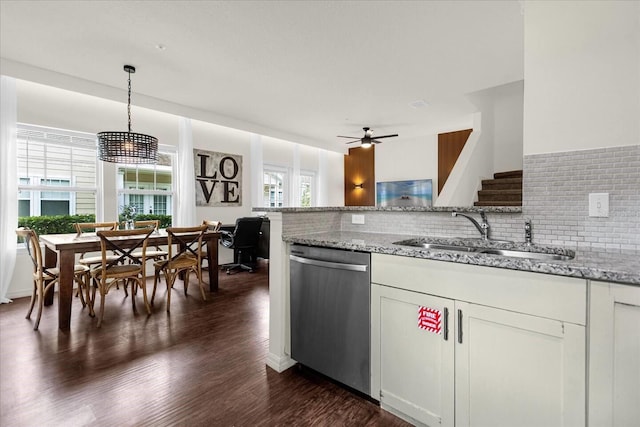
top-left (219, 217), bottom-right (264, 274)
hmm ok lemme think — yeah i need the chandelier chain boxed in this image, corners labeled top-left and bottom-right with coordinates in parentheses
top-left (127, 69), bottom-right (132, 133)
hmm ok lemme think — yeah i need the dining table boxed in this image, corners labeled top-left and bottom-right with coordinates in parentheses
top-left (39, 230), bottom-right (220, 330)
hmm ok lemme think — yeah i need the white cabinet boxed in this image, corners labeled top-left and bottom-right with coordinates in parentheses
top-left (371, 254), bottom-right (587, 427)
top-left (372, 285), bottom-right (455, 426)
top-left (455, 301), bottom-right (585, 427)
top-left (589, 281), bottom-right (640, 427)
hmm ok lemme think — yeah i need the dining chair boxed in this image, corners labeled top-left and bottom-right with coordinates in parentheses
top-left (151, 224), bottom-right (208, 312)
top-left (90, 227), bottom-right (154, 327)
top-left (16, 227), bottom-right (90, 330)
top-left (131, 220), bottom-right (168, 261)
top-left (75, 221), bottom-right (120, 267)
top-left (199, 219), bottom-right (222, 271)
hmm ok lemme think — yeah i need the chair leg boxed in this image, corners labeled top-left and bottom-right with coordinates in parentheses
top-left (138, 277), bottom-right (151, 315)
top-left (25, 280), bottom-right (37, 319)
top-left (165, 271), bottom-right (178, 313)
top-left (88, 277), bottom-right (97, 317)
top-left (75, 273), bottom-right (87, 308)
top-left (32, 279), bottom-right (45, 331)
top-left (151, 271), bottom-right (160, 307)
top-left (97, 285), bottom-right (106, 328)
top-left (129, 278), bottom-right (138, 313)
top-left (32, 278), bottom-right (57, 331)
top-left (196, 267), bottom-right (206, 301)
top-left (183, 270), bottom-right (190, 296)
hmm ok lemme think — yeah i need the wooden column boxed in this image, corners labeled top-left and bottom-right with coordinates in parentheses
top-left (344, 146), bottom-right (375, 206)
top-left (438, 128), bottom-right (472, 194)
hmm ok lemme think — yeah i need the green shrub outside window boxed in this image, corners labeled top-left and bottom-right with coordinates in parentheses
top-left (17, 213), bottom-right (172, 239)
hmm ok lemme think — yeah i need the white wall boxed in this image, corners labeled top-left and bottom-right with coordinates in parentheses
top-left (375, 134), bottom-right (439, 189)
top-left (492, 80), bottom-right (524, 172)
top-left (523, 1), bottom-right (640, 155)
top-left (191, 119), bottom-right (253, 226)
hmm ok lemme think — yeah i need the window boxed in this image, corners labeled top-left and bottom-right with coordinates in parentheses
top-left (153, 195), bottom-right (168, 215)
top-left (117, 150), bottom-right (174, 218)
top-left (299, 172), bottom-right (315, 207)
top-left (263, 167), bottom-right (287, 207)
top-left (17, 124), bottom-right (98, 218)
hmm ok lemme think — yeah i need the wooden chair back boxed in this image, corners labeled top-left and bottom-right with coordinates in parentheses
top-left (16, 227), bottom-right (50, 279)
top-left (202, 220), bottom-right (222, 232)
top-left (164, 225), bottom-right (208, 265)
top-left (95, 228), bottom-right (154, 275)
top-left (134, 220), bottom-right (160, 232)
top-left (75, 221), bottom-right (118, 237)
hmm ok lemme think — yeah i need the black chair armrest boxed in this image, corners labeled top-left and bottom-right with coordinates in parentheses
top-left (219, 230), bottom-right (235, 248)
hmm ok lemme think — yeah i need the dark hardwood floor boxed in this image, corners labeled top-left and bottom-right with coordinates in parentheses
top-left (0, 261), bottom-right (409, 427)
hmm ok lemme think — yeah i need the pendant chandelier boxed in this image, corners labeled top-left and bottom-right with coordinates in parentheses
top-left (97, 65), bottom-right (158, 164)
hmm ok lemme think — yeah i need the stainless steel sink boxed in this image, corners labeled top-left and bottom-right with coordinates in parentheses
top-left (392, 239), bottom-right (575, 261)
top-left (407, 242), bottom-right (479, 253)
top-left (477, 248), bottom-right (574, 261)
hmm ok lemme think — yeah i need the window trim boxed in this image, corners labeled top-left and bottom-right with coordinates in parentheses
top-left (263, 164), bottom-right (289, 207)
top-left (299, 169), bottom-right (316, 208)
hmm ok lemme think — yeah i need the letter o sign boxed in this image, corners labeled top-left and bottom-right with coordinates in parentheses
top-left (219, 156), bottom-right (239, 180)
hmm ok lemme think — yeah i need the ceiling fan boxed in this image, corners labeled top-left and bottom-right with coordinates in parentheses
top-left (338, 127), bottom-right (399, 148)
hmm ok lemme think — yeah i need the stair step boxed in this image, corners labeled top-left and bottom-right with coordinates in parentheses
top-left (474, 200), bottom-right (522, 207)
top-left (493, 170), bottom-right (523, 180)
top-left (481, 177), bottom-right (523, 190)
top-left (477, 189), bottom-right (522, 202)
top-left (475, 170), bottom-right (523, 207)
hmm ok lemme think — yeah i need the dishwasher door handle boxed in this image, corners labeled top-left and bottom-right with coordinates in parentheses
top-left (290, 254), bottom-right (368, 272)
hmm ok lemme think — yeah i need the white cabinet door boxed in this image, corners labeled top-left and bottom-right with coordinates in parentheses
top-left (589, 281), bottom-right (640, 427)
top-left (455, 301), bottom-right (585, 427)
top-left (372, 284), bottom-right (455, 427)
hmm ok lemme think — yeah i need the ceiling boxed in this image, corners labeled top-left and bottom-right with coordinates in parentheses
top-left (0, 0), bottom-right (524, 152)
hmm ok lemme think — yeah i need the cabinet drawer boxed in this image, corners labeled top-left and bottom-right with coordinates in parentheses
top-left (371, 254), bottom-right (586, 325)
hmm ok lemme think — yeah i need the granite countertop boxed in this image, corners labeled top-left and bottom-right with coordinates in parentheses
top-left (254, 206), bottom-right (522, 213)
top-left (283, 231), bottom-right (640, 286)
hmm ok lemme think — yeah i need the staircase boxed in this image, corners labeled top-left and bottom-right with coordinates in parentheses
top-left (475, 170), bottom-right (522, 207)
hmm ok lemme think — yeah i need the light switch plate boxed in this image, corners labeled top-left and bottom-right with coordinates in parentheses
top-left (589, 193), bottom-right (609, 217)
top-left (351, 214), bottom-right (365, 225)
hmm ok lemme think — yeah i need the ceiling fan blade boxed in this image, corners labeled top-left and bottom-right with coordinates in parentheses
top-left (345, 140), bottom-right (361, 144)
top-left (371, 139), bottom-right (383, 144)
top-left (337, 135), bottom-right (360, 139)
top-left (371, 134), bottom-right (398, 139)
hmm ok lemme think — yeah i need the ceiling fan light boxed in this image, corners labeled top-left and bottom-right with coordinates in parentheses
top-left (361, 140), bottom-right (372, 148)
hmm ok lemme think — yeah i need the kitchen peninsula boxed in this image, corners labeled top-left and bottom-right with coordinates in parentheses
top-left (258, 206), bottom-right (640, 427)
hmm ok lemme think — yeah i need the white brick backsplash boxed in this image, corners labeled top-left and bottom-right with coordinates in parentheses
top-left (524, 144), bottom-right (639, 250)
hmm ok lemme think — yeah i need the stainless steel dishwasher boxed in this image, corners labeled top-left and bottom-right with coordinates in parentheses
top-left (289, 244), bottom-right (371, 396)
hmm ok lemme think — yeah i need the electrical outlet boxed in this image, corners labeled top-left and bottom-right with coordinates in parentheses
top-left (351, 214), bottom-right (365, 225)
top-left (589, 193), bottom-right (609, 217)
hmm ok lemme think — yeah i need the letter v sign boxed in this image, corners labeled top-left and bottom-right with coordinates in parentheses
top-left (198, 180), bottom-right (218, 204)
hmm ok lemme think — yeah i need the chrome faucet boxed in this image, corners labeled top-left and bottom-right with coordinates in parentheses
top-left (452, 210), bottom-right (490, 240)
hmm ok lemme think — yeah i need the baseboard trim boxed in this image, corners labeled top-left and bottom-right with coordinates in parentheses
top-left (266, 352), bottom-right (296, 373)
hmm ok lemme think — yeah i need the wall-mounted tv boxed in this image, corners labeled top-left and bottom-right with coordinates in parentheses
top-left (376, 179), bottom-right (433, 207)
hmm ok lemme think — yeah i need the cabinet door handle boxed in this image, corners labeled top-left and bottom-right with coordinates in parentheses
top-left (457, 309), bottom-right (463, 344)
top-left (443, 307), bottom-right (449, 341)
